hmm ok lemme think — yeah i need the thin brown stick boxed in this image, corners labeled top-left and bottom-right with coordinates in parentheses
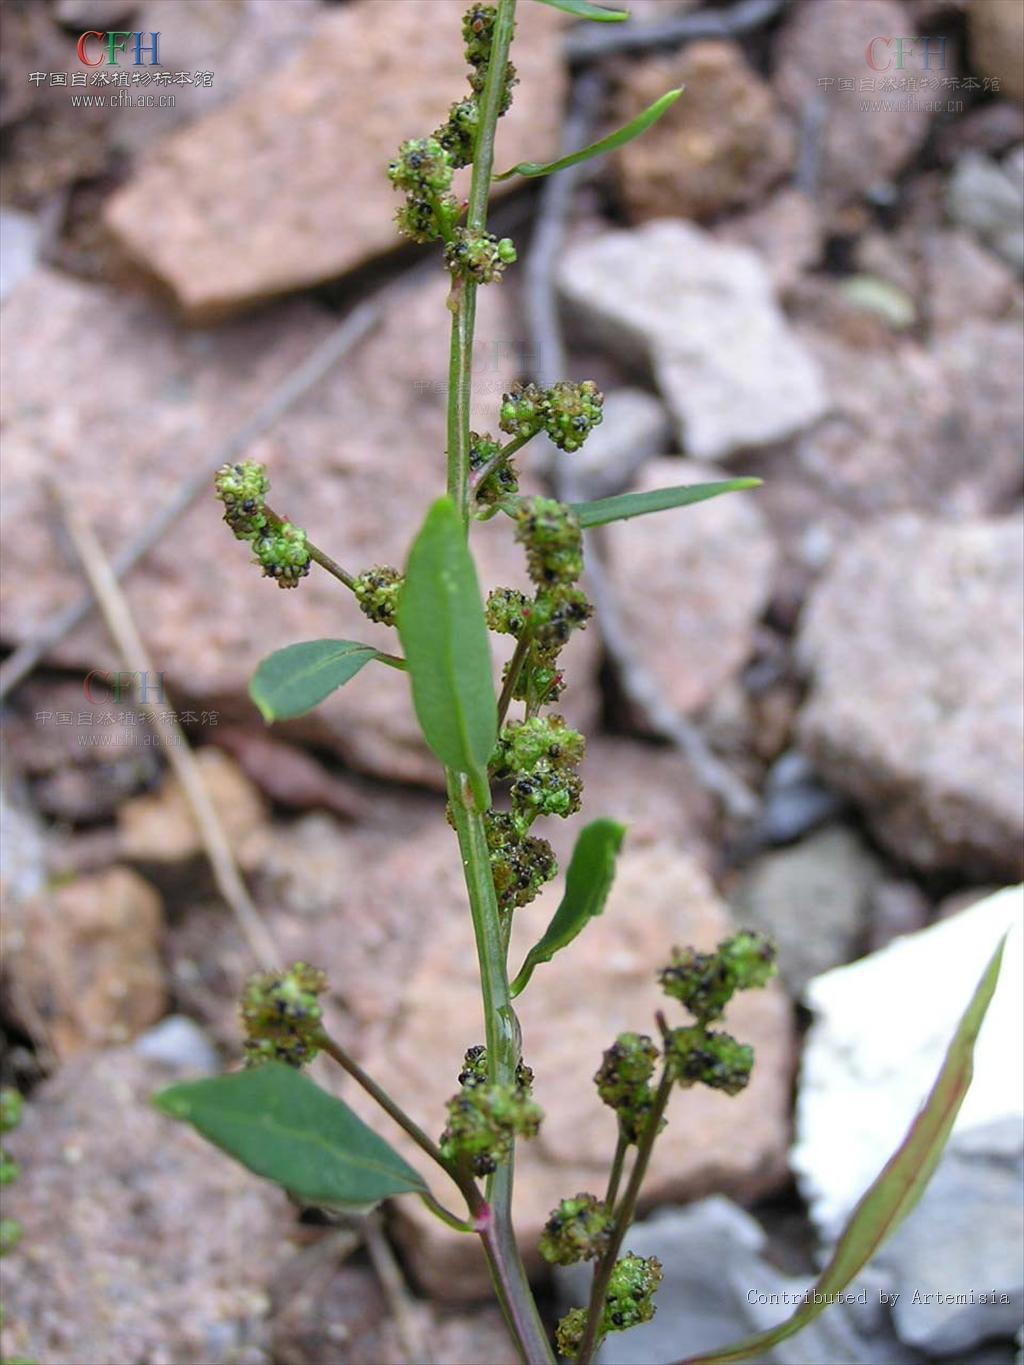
top-left (51, 484), bottom-right (280, 968)
top-left (0, 300), bottom-right (380, 703)
top-left (364, 1211), bottom-right (433, 1365)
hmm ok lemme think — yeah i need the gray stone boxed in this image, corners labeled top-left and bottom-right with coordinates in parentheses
top-left (135, 1015), bottom-right (219, 1075)
top-left (793, 886), bottom-right (1023, 1241)
top-left (731, 826), bottom-right (883, 998)
top-left (756, 750), bottom-right (847, 847)
top-left (602, 459), bottom-right (777, 718)
top-left (559, 221), bottom-right (828, 461)
top-left (947, 153), bottom-right (1024, 274)
top-left (0, 210), bottom-right (40, 304)
top-left (877, 1118), bottom-right (1024, 1355)
top-left (797, 515), bottom-right (1024, 880)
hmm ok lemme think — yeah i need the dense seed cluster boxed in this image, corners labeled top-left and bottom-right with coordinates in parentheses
top-left (594, 1032), bottom-right (661, 1144)
top-left (444, 228), bottom-right (517, 284)
top-left (556, 1255), bottom-right (663, 1361)
top-left (659, 931), bottom-right (776, 1024)
top-left (539, 1193), bottom-right (613, 1266)
top-left (353, 564), bottom-right (404, 626)
top-left (499, 380), bottom-right (605, 453)
top-left (440, 1045), bottom-right (541, 1176)
top-left (240, 962), bottom-right (328, 1069)
top-left (470, 431), bottom-right (519, 506)
top-left (665, 1026), bottom-right (754, 1096)
top-left (214, 460), bottom-right (310, 589)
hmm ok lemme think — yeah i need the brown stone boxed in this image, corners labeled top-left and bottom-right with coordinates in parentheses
top-left (117, 746), bottom-right (268, 870)
top-left (797, 514), bottom-right (1024, 880)
top-left (0, 1049), bottom-right (293, 1365)
top-left (715, 189), bottom-right (824, 295)
top-left (0, 268), bottom-right (600, 789)
top-left (104, 0), bottom-right (566, 320)
top-left (774, 0), bottom-right (930, 204)
top-left (351, 845), bottom-right (794, 1299)
top-left (969, 0), bottom-right (1024, 104)
top-left (613, 41), bottom-right (795, 223)
top-left (602, 460), bottom-right (777, 718)
top-left (921, 228), bottom-right (1021, 331)
top-left (0, 866), bottom-right (165, 1057)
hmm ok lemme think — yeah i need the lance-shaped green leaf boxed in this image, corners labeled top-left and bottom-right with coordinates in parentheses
top-left (397, 497), bottom-right (497, 809)
top-left (249, 639), bottom-right (388, 723)
top-left (153, 1062), bottom-right (428, 1210)
top-left (511, 819), bottom-right (626, 996)
top-left (572, 478), bottom-right (762, 530)
top-left (678, 934), bottom-right (1008, 1365)
top-left (495, 88), bottom-right (681, 180)
top-left (533, 0), bottom-right (629, 19)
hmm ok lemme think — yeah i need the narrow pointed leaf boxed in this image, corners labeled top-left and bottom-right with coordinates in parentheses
top-left (495, 88), bottom-right (682, 180)
top-left (250, 639), bottom-right (381, 722)
top-left (572, 479), bottom-right (762, 530)
top-left (154, 1062), bottom-right (428, 1210)
top-left (511, 820), bottom-right (626, 996)
top-left (679, 934), bottom-right (1008, 1365)
top-left (533, 0), bottom-right (629, 19)
top-left (397, 497), bottom-right (496, 809)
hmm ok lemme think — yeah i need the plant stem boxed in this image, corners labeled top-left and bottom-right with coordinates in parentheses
top-left (446, 773), bottom-right (554, 1365)
top-left (576, 1068), bottom-right (674, 1365)
top-left (603, 1130), bottom-right (629, 1212)
top-left (443, 4), bottom-right (553, 1359)
top-left (497, 631), bottom-right (533, 726)
top-left (319, 1030), bottom-right (479, 1211)
top-left (264, 504), bottom-right (357, 590)
top-left (471, 431), bottom-right (534, 500)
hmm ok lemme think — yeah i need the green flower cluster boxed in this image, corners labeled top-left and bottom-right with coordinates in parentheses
top-left (444, 228), bottom-right (517, 284)
top-left (214, 460), bottom-right (310, 589)
top-left (493, 713), bottom-right (585, 825)
top-left (240, 962), bottom-right (328, 1069)
top-left (594, 1032), bottom-right (661, 1145)
top-left (557, 1255), bottom-right (663, 1360)
top-left (353, 564), bottom-right (404, 626)
top-left (539, 1193), bottom-right (612, 1266)
top-left (499, 380), bottom-right (604, 453)
top-left (390, 5), bottom-right (518, 251)
top-left (658, 931), bottom-right (775, 1098)
top-left (470, 431), bottom-right (519, 507)
top-left (0, 1088), bottom-right (23, 1257)
top-left (483, 810), bottom-right (557, 913)
top-left (440, 1045), bottom-right (541, 1176)
top-left (659, 931), bottom-right (776, 1024)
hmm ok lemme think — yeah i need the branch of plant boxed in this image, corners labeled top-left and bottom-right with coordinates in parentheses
top-left (0, 300), bottom-right (380, 704)
top-left (317, 1030), bottom-right (480, 1220)
top-left (50, 481), bottom-right (280, 969)
top-left (263, 504), bottom-right (357, 590)
top-left (497, 631), bottom-right (533, 727)
top-left (471, 431), bottom-right (535, 499)
top-left (576, 1067), bottom-right (674, 1365)
top-left (603, 1130), bottom-right (630, 1212)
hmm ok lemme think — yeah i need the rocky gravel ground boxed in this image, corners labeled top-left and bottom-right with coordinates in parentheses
top-left (1, 0), bottom-right (1021, 1362)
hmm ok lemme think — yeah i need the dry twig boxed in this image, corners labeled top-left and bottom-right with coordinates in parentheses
top-left (50, 485), bottom-right (280, 967)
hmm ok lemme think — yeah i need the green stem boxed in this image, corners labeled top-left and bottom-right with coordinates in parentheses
top-left (497, 631), bottom-right (532, 727)
top-left (447, 280), bottom-right (477, 524)
top-left (577, 1068), bottom-right (674, 1365)
top-left (603, 1130), bottom-right (629, 1212)
top-left (319, 1030), bottom-right (480, 1212)
top-left (446, 773), bottom-right (554, 1365)
top-left (264, 504), bottom-right (357, 590)
top-left (472, 431), bottom-right (534, 500)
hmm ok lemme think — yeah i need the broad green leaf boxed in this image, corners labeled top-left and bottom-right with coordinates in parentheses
top-left (572, 478), bottom-right (762, 530)
top-left (533, 0), bottom-right (629, 19)
top-left (397, 497), bottom-right (496, 809)
top-left (250, 639), bottom-right (380, 722)
top-left (511, 820), bottom-right (626, 996)
top-left (679, 935), bottom-right (1008, 1365)
top-left (495, 88), bottom-right (681, 180)
top-left (154, 1062), bottom-right (427, 1210)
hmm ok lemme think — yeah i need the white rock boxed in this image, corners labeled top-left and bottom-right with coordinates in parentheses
top-left (0, 211), bottom-right (40, 304)
top-left (793, 885), bottom-right (1024, 1240)
top-left (560, 387), bottom-right (672, 498)
top-left (558, 220), bottom-right (828, 460)
top-left (134, 1015), bottom-right (219, 1074)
